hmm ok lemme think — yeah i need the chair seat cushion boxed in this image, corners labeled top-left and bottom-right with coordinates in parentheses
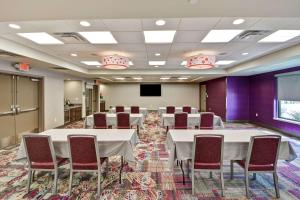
top-left (235, 160), bottom-right (275, 171)
top-left (194, 162), bottom-right (221, 169)
top-left (72, 157), bottom-right (107, 170)
top-left (31, 157), bottom-right (68, 169)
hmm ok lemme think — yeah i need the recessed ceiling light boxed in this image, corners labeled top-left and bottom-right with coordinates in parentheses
top-left (155, 53), bottom-right (161, 56)
top-left (96, 66), bottom-right (101, 68)
top-left (78, 31), bottom-right (117, 44)
top-left (215, 60), bottom-right (235, 65)
top-left (80, 21), bottom-right (91, 27)
top-left (258, 30), bottom-right (300, 43)
top-left (115, 77), bottom-right (125, 80)
top-left (154, 65), bottom-right (159, 68)
top-left (81, 61), bottom-right (101, 65)
top-left (70, 53), bottom-right (78, 57)
top-left (9, 23), bottom-right (21, 29)
top-left (133, 77), bottom-right (143, 80)
top-left (188, 0), bottom-right (199, 4)
top-left (149, 61), bottom-right (166, 65)
top-left (160, 77), bottom-right (170, 80)
top-left (129, 61), bottom-right (134, 65)
top-left (201, 30), bottom-right (244, 43)
top-left (178, 77), bottom-right (189, 80)
top-left (181, 61), bottom-right (187, 65)
top-left (144, 30), bottom-right (176, 43)
top-left (242, 52), bottom-right (249, 55)
top-left (18, 32), bottom-right (63, 44)
top-left (155, 19), bottom-right (166, 26)
top-left (233, 18), bottom-right (245, 25)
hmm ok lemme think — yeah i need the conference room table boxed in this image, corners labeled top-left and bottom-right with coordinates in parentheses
top-left (158, 107), bottom-right (198, 116)
top-left (161, 113), bottom-right (224, 128)
top-left (16, 129), bottom-right (139, 162)
top-left (109, 107), bottom-right (148, 116)
top-left (166, 129), bottom-right (297, 170)
top-left (85, 113), bottom-right (145, 129)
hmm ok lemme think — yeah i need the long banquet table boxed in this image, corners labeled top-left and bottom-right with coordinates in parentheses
top-left (16, 129), bottom-right (139, 162)
top-left (158, 107), bottom-right (198, 116)
top-left (166, 129), bottom-right (296, 170)
top-left (162, 113), bottom-right (224, 128)
top-left (109, 107), bottom-right (148, 116)
top-left (85, 113), bottom-right (145, 129)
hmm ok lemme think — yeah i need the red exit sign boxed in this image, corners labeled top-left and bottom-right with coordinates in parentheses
top-left (15, 63), bottom-right (30, 71)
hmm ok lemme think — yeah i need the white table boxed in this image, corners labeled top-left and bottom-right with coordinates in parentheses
top-left (162, 113), bottom-right (224, 128)
top-left (158, 107), bottom-right (198, 115)
top-left (166, 129), bottom-right (296, 170)
top-left (85, 113), bottom-right (145, 129)
top-left (109, 107), bottom-right (148, 116)
top-left (17, 129), bottom-right (139, 162)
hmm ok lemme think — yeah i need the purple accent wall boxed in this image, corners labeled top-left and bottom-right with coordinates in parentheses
top-left (249, 67), bottom-right (300, 136)
top-left (201, 77), bottom-right (226, 121)
top-left (226, 77), bottom-right (250, 121)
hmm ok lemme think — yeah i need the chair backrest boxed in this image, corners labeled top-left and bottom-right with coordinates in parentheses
top-left (174, 112), bottom-right (188, 129)
top-left (130, 106), bottom-right (139, 114)
top-left (182, 106), bottom-right (191, 114)
top-left (23, 135), bottom-right (56, 169)
top-left (200, 113), bottom-right (214, 129)
top-left (246, 135), bottom-right (281, 170)
top-left (68, 135), bottom-right (100, 170)
top-left (166, 106), bottom-right (175, 114)
top-left (115, 106), bottom-right (125, 113)
top-left (192, 134), bottom-right (224, 169)
top-left (117, 112), bottom-right (130, 129)
top-left (93, 113), bottom-right (107, 129)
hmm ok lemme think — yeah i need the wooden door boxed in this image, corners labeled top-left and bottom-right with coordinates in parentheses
top-left (200, 85), bottom-right (207, 112)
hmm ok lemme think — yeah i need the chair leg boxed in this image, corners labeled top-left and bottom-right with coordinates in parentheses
top-left (52, 169), bottom-right (58, 194)
top-left (209, 171), bottom-right (213, 178)
top-left (220, 170), bottom-right (225, 197)
top-left (230, 160), bottom-right (234, 179)
top-left (97, 170), bottom-right (101, 198)
top-left (245, 171), bottom-right (250, 199)
top-left (252, 173), bottom-right (256, 180)
top-left (27, 169), bottom-right (32, 193)
top-left (32, 171), bottom-right (35, 182)
top-left (187, 160), bottom-right (190, 177)
top-left (119, 156), bottom-right (124, 184)
top-left (68, 170), bottom-right (73, 196)
top-left (192, 169), bottom-right (195, 195)
top-left (179, 160), bottom-right (185, 185)
top-left (273, 172), bottom-right (280, 198)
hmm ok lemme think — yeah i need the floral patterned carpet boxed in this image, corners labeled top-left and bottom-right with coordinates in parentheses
top-left (0, 112), bottom-right (299, 200)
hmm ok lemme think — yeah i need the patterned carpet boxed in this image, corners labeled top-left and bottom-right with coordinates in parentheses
top-left (0, 112), bottom-right (299, 199)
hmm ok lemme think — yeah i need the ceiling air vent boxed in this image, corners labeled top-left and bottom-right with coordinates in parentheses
top-left (0, 51), bottom-right (23, 58)
top-left (53, 32), bottom-right (86, 44)
top-left (52, 67), bottom-right (69, 70)
top-left (238, 30), bottom-right (270, 40)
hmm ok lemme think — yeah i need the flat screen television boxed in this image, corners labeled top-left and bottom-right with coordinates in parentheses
top-left (140, 84), bottom-right (161, 96)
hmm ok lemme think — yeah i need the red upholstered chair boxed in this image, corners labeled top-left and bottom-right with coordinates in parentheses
top-left (191, 134), bottom-right (224, 196)
top-left (115, 106), bottom-right (124, 113)
top-left (68, 135), bottom-right (107, 197)
top-left (166, 106), bottom-right (175, 114)
top-left (23, 135), bottom-right (67, 194)
top-left (93, 113), bottom-right (107, 129)
top-left (182, 106), bottom-right (191, 114)
top-left (230, 135), bottom-right (281, 198)
top-left (199, 112), bottom-right (214, 129)
top-left (174, 112), bottom-right (188, 129)
top-left (117, 112), bottom-right (130, 129)
top-left (130, 106), bottom-right (140, 114)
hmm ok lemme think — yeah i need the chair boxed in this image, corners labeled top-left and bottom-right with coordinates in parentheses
top-left (199, 112), bottom-right (214, 129)
top-left (115, 106), bottom-right (124, 113)
top-left (68, 135), bottom-right (107, 198)
top-left (166, 106), bottom-right (175, 114)
top-left (130, 106), bottom-right (139, 114)
top-left (23, 135), bottom-right (67, 194)
top-left (174, 112), bottom-right (188, 129)
top-left (191, 134), bottom-right (224, 196)
top-left (182, 106), bottom-right (191, 114)
top-left (117, 112), bottom-right (130, 129)
top-left (230, 135), bottom-right (281, 198)
top-left (93, 113), bottom-right (107, 129)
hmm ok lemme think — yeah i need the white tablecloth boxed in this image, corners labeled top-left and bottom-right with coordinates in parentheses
top-left (158, 107), bottom-right (198, 116)
top-left (17, 129), bottom-right (139, 162)
top-left (85, 113), bottom-right (145, 129)
top-left (109, 107), bottom-right (148, 116)
top-left (162, 113), bottom-right (224, 128)
top-left (166, 129), bottom-right (297, 170)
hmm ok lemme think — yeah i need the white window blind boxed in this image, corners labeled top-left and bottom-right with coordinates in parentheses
top-left (277, 72), bottom-right (300, 101)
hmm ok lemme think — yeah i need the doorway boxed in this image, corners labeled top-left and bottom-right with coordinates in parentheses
top-left (0, 73), bottom-right (42, 148)
top-left (200, 84), bottom-right (207, 112)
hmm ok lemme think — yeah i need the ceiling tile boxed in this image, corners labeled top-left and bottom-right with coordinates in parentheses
top-left (214, 17), bottom-right (260, 29)
top-left (146, 44), bottom-right (171, 53)
top-left (178, 18), bottom-right (220, 30)
top-left (103, 19), bottom-right (142, 31)
top-left (250, 17), bottom-right (300, 30)
top-left (112, 31), bottom-right (144, 43)
top-left (142, 18), bottom-right (180, 30)
top-left (174, 31), bottom-right (207, 43)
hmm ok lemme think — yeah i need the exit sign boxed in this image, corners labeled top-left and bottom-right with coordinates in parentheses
top-left (14, 63), bottom-right (30, 71)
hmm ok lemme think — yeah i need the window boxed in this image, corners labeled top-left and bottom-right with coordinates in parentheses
top-left (277, 72), bottom-right (300, 123)
top-left (278, 100), bottom-right (300, 122)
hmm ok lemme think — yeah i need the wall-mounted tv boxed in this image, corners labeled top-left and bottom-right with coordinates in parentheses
top-left (140, 84), bottom-right (161, 96)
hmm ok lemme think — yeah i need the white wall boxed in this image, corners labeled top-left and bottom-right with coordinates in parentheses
top-left (100, 83), bottom-right (199, 110)
top-left (64, 80), bottom-right (82, 104)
